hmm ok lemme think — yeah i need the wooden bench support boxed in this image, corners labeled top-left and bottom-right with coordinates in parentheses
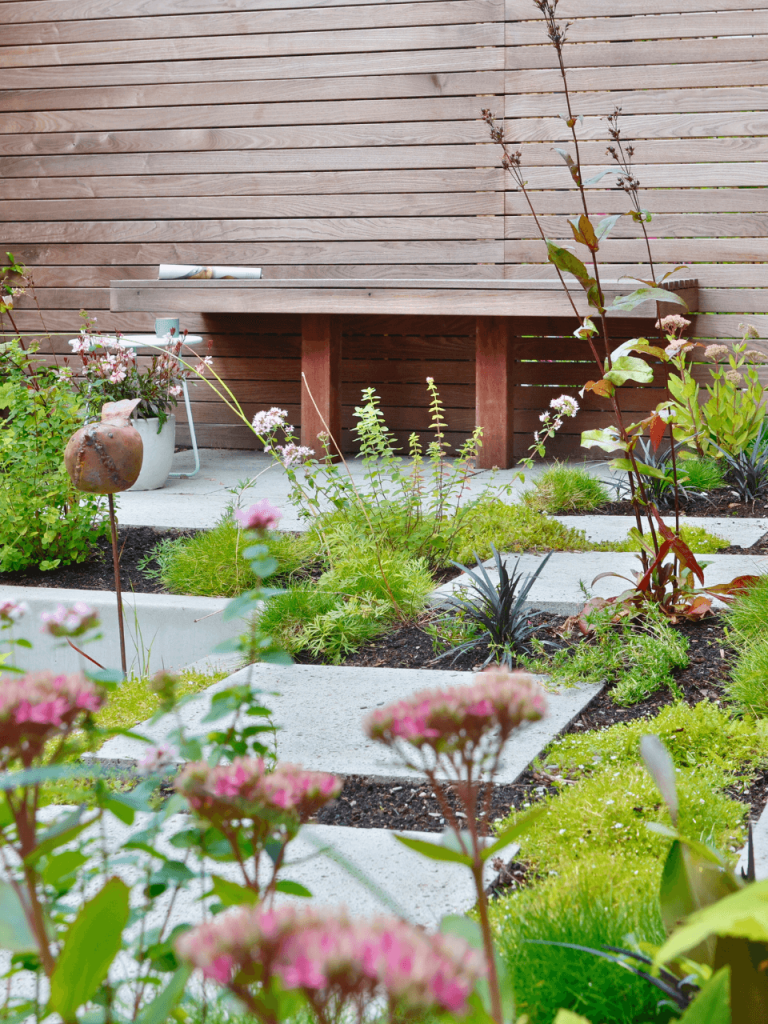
top-left (475, 316), bottom-right (515, 470)
top-left (301, 313), bottom-right (342, 456)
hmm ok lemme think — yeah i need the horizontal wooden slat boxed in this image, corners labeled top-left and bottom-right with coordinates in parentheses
top-left (507, 86), bottom-right (768, 117)
top-left (0, 169), bottom-right (505, 199)
top-left (507, 0), bottom-right (768, 16)
top-left (2, 47), bottom-right (503, 89)
top-left (0, 0), bottom-right (499, 19)
top-left (1, 241), bottom-right (505, 266)
top-left (0, 121), bottom-right (490, 158)
top-left (504, 238), bottom-right (768, 263)
top-left (507, 112), bottom-right (768, 142)
top-left (3, 195), bottom-right (502, 222)
top-left (505, 190), bottom-right (768, 215)
top-left (0, 96), bottom-right (496, 135)
top-left (0, 146), bottom-right (501, 177)
top-left (509, 37), bottom-right (768, 71)
top-left (506, 62), bottom-right (768, 94)
top-left (505, 213), bottom-right (768, 239)
top-left (1, 71), bottom-right (503, 114)
top-left (1, 1), bottom-right (501, 46)
top-left (1, 24), bottom-right (501, 68)
top-left (4, 217), bottom-right (504, 243)
top-left (510, 9), bottom-right (768, 44)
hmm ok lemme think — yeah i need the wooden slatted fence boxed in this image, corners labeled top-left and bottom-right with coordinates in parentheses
top-left (1, 0), bottom-right (766, 456)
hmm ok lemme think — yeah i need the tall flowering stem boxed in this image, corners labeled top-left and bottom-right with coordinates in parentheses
top-left (366, 668), bottom-right (546, 1024)
top-left (177, 904), bottom-right (485, 1024)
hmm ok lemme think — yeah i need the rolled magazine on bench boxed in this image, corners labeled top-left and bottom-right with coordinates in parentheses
top-left (159, 264), bottom-right (263, 280)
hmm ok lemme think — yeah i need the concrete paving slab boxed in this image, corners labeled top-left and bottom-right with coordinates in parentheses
top-left (737, 802), bottom-right (768, 881)
top-left (114, 450), bottom-right (616, 530)
top-left (431, 551), bottom-right (768, 617)
top-left (0, 584), bottom-right (237, 676)
top-left (93, 662), bottom-right (602, 784)
top-left (553, 514), bottom-right (768, 548)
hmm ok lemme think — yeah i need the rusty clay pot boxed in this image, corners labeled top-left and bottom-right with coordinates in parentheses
top-left (64, 398), bottom-right (144, 494)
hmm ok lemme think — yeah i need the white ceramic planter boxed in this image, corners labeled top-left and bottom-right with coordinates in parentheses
top-left (129, 414), bottom-right (176, 490)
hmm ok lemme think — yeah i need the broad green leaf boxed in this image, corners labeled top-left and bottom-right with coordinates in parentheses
top-left (42, 851), bottom-right (88, 888)
top-left (135, 964), bottom-right (192, 1024)
top-left (657, 881), bottom-right (768, 965)
top-left (440, 914), bottom-right (484, 949)
top-left (604, 355), bottom-right (654, 387)
top-left (394, 834), bottom-right (472, 867)
top-left (49, 877), bottom-right (130, 1019)
top-left (546, 241), bottom-right (594, 287)
top-left (25, 808), bottom-right (93, 867)
top-left (610, 286), bottom-right (687, 313)
top-left (209, 874), bottom-right (260, 907)
top-left (678, 967), bottom-right (730, 1024)
top-left (0, 882), bottom-right (37, 953)
top-left (581, 428), bottom-right (627, 453)
top-left (275, 879), bottom-right (313, 898)
top-left (222, 591), bottom-right (259, 621)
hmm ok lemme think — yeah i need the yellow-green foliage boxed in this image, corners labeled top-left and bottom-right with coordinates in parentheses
top-left (448, 500), bottom-right (591, 564)
top-left (599, 522), bottom-right (728, 554)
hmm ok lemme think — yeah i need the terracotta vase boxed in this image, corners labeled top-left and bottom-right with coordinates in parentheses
top-left (64, 399), bottom-right (144, 494)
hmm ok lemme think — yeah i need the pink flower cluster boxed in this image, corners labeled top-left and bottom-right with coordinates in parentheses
top-left (656, 314), bottom-right (691, 339)
top-left (251, 407), bottom-right (288, 434)
top-left (175, 758), bottom-right (341, 821)
top-left (274, 442), bottom-right (314, 468)
top-left (40, 602), bottom-right (99, 638)
top-left (177, 905), bottom-right (484, 1015)
top-left (0, 599), bottom-right (29, 625)
top-left (234, 499), bottom-right (282, 533)
top-left (0, 671), bottom-right (105, 765)
top-left (366, 668), bottom-right (546, 754)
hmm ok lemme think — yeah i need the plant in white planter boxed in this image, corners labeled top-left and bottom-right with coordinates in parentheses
top-left (66, 318), bottom-right (198, 490)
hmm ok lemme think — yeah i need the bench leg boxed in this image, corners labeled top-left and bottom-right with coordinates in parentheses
top-left (475, 316), bottom-right (515, 470)
top-left (301, 313), bottom-right (342, 457)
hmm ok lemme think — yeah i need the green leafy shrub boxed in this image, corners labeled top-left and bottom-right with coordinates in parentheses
top-left (523, 463), bottom-right (610, 513)
top-left (142, 515), bottom-right (317, 597)
top-left (0, 338), bottom-right (107, 572)
top-left (533, 605), bottom-right (689, 705)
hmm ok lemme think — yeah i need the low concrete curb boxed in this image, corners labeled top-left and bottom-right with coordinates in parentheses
top-left (0, 585), bottom-right (240, 676)
top-left (431, 551), bottom-right (768, 616)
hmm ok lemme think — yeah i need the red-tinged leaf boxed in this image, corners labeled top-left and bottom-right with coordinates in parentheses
top-left (649, 413), bottom-right (667, 452)
top-left (706, 575), bottom-right (761, 599)
top-left (583, 378), bottom-right (616, 398)
top-left (682, 595), bottom-right (714, 620)
top-left (636, 539), bottom-right (673, 592)
top-left (649, 507), bottom-right (705, 584)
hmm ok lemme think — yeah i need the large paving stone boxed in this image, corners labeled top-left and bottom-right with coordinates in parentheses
top-left (94, 662), bottom-right (602, 785)
top-left (553, 514), bottom-right (768, 548)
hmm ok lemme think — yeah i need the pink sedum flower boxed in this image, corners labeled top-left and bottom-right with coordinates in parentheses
top-left (0, 599), bottom-right (29, 625)
top-left (176, 905), bottom-right (484, 1016)
top-left (0, 671), bottom-right (105, 766)
top-left (234, 499), bottom-right (282, 533)
top-left (175, 758), bottom-right (341, 822)
top-left (40, 602), bottom-right (99, 638)
top-left (366, 668), bottom-right (546, 756)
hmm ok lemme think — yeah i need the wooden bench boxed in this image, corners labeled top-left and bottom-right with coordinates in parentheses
top-left (111, 277), bottom-right (696, 469)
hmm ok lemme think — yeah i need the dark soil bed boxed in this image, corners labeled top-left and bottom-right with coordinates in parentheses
top-left (0, 526), bottom-right (196, 594)
top-left (558, 488), bottom-right (768, 519)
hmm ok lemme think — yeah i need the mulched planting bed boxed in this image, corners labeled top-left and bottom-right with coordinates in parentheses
top-left (0, 526), bottom-right (197, 594)
top-left (558, 488), bottom-right (768, 518)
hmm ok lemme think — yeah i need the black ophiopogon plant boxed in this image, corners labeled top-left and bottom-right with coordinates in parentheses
top-left (716, 438), bottom-right (768, 503)
top-left (436, 547), bottom-right (553, 667)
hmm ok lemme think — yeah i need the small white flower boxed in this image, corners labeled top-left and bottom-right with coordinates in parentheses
top-left (0, 599), bottom-right (29, 624)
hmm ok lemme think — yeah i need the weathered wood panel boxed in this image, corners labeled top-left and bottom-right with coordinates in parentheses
top-left (2, 0), bottom-right (767, 458)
